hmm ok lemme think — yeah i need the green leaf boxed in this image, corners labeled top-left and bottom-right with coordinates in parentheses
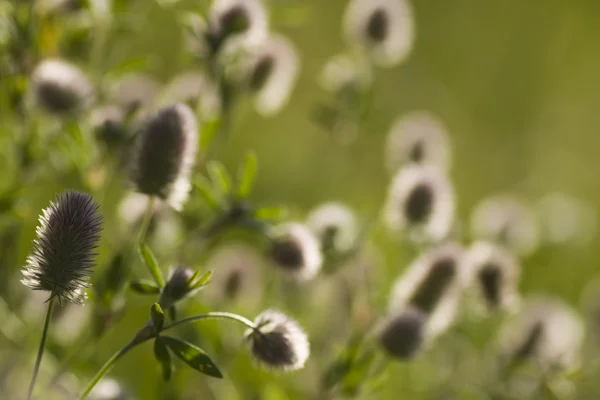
top-left (207, 160), bottom-right (232, 196)
top-left (162, 336), bottom-right (222, 378)
top-left (151, 303), bottom-right (165, 332)
top-left (199, 118), bottom-right (220, 152)
top-left (129, 280), bottom-right (161, 295)
top-left (253, 207), bottom-right (288, 222)
top-left (137, 243), bottom-right (165, 288)
top-left (154, 338), bottom-right (173, 381)
top-left (236, 151), bottom-right (257, 199)
top-left (189, 270), bottom-right (212, 290)
top-left (167, 306), bottom-right (177, 322)
top-left (194, 176), bottom-right (220, 210)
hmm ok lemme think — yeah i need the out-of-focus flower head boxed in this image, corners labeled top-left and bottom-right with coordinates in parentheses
top-left (306, 202), bottom-right (358, 254)
top-left (267, 222), bottom-right (323, 281)
top-left (384, 165), bottom-right (455, 243)
top-left (343, 0), bottom-right (414, 67)
top-left (470, 194), bottom-right (539, 257)
top-left (385, 110), bottom-right (452, 174)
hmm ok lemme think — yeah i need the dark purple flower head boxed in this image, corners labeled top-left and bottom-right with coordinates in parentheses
top-left (159, 266), bottom-right (196, 308)
top-left (130, 103), bottom-right (198, 210)
top-left (378, 307), bottom-right (426, 360)
top-left (21, 191), bottom-right (103, 304)
top-left (245, 310), bottom-right (310, 371)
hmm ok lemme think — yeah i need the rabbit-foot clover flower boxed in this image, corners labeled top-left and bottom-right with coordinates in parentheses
top-left (130, 103), bottom-right (199, 211)
top-left (389, 243), bottom-right (465, 340)
top-left (470, 194), bottom-right (539, 257)
top-left (384, 165), bottom-right (455, 243)
top-left (243, 35), bottom-right (300, 116)
top-left (343, 0), bottom-right (414, 67)
top-left (465, 241), bottom-right (520, 312)
top-left (385, 110), bottom-right (452, 174)
top-left (245, 310), bottom-right (309, 371)
top-left (31, 59), bottom-right (94, 115)
top-left (498, 296), bottom-right (584, 373)
top-left (377, 306), bottom-right (426, 360)
top-left (268, 223), bottom-right (323, 281)
top-left (306, 202), bottom-right (358, 254)
top-left (21, 191), bottom-right (103, 304)
top-left (208, 0), bottom-right (268, 51)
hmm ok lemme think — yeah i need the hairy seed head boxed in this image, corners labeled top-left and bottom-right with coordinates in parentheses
top-left (378, 307), bottom-right (426, 360)
top-left (21, 191), bottom-right (103, 304)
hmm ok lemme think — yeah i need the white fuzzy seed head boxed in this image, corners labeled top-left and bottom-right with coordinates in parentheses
top-left (343, 0), bottom-right (415, 67)
top-left (246, 309), bottom-right (310, 371)
top-left (389, 243), bottom-right (466, 340)
top-left (31, 59), bottom-right (94, 115)
top-left (498, 296), bottom-right (584, 373)
top-left (385, 110), bottom-right (452, 174)
top-left (306, 202), bottom-right (358, 254)
top-left (470, 195), bottom-right (539, 257)
top-left (209, 0), bottom-right (268, 49)
top-left (384, 165), bottom-right (455, 243)
top-left (464, 241), bottom-right (520, 313)
top-left (268, 223), bottom-right (323, 281)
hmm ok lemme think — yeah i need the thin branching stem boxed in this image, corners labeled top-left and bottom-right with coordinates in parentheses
top-left (77, 312), bottom-right (255, 399)
top-left (27, 296), bottom-right (55, 400)
top-left (137, 196), bottom-right (155, 245)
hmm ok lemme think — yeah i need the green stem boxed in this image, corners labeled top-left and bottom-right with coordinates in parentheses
top-left (27, 296), bottom-right (55, 400)
top-left (162, 311), bottom-right (256, 332)
top-left (137, 196), bottom-right (155, 245)
top-left (76, 339), bottom-right (138, 400)
top-left (78, 312), bottom-right (255, 399)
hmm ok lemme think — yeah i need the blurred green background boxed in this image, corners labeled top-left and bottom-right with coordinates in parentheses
top-left (2, 0), bottom-right (600, 399)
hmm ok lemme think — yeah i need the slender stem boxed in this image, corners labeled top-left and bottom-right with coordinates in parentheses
top-left (162, 311), bottom-right (256, 332)
top-left (76, 339), bottom-right (138, 400)
top-left (27, 296), bottom-right (55, 400)
top-left (137, 196), bottom-right (155, 245)
top-left (78, 311), bottom-right (254, 398)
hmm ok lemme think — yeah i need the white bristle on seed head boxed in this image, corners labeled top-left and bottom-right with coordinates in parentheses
top-left (470, 195), bottom-right (539, 257)
top-left (384, 165), bottom-right (455, 243)
top-left (209, 0), bottom-right (268, 48)
top-left (343, 0), bottom-right (415, 67)
top-left (385, 110), bottom-right (452, 174)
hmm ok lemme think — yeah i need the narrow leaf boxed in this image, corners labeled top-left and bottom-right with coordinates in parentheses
top-left (138, 243), bottom-right (165, 288)
top-left (154, 338), bottom-right (173, 381)
top-left (162, 336), bottom-right (222, 378)
top-left (151, 303), bottom-right (165, 332)
top-left (129, 280), bottom-right (161, 295)
top-left (236, 151), bottom-right (257, 199)
top-left (167, 306), bottom-right (177, 322)
top-left (194, 177), bottom-right (220, 210)
top-left (207, 160), bottom-right (232, 196)
top-left (189, 271), bottom-right (212, 290)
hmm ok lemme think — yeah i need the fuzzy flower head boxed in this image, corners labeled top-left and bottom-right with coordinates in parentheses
top-left (470, 195), bottom-right (539, 257)
top-left (204, 244), bottom-right (263, 307)
top-left (343, 0), bottom-right (414, 67)
top-left (389, 243), bottom-right (466, 340)
top-left (31, 59), bottom-right (94, 115)
top-left (241, 35), bottom-right (300, 116)
top-left (319, 53), bottom-right (373, 94)
top-left (208, 0), bottom-right (268, 50)
top-left (245, 310), bottom-right (309, 371)
top-left (385, 111), bottom-right (452, 174)
top-left (377, 306), bottom-right (426, 360)
top-left (21, 191), bottom-right (103, 304)
top-left (464, 241), bottom-right (520, 312)
top-left (384, 165), bottom-right (455, 243)
top-left (536, 192), bottom-right (597, 247)
top-left (130, 103), bottom-right (199, 211)
top-left (306, 202), bottom-right (358, 254)
top-left (268, 223), bottom-right (323, 281)
top-left (158, 266), bottom-right (198, 308)
top-left (498, 296), bottom-right (584, 373)
top-left (108, 73), bottom-right (159, 115)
